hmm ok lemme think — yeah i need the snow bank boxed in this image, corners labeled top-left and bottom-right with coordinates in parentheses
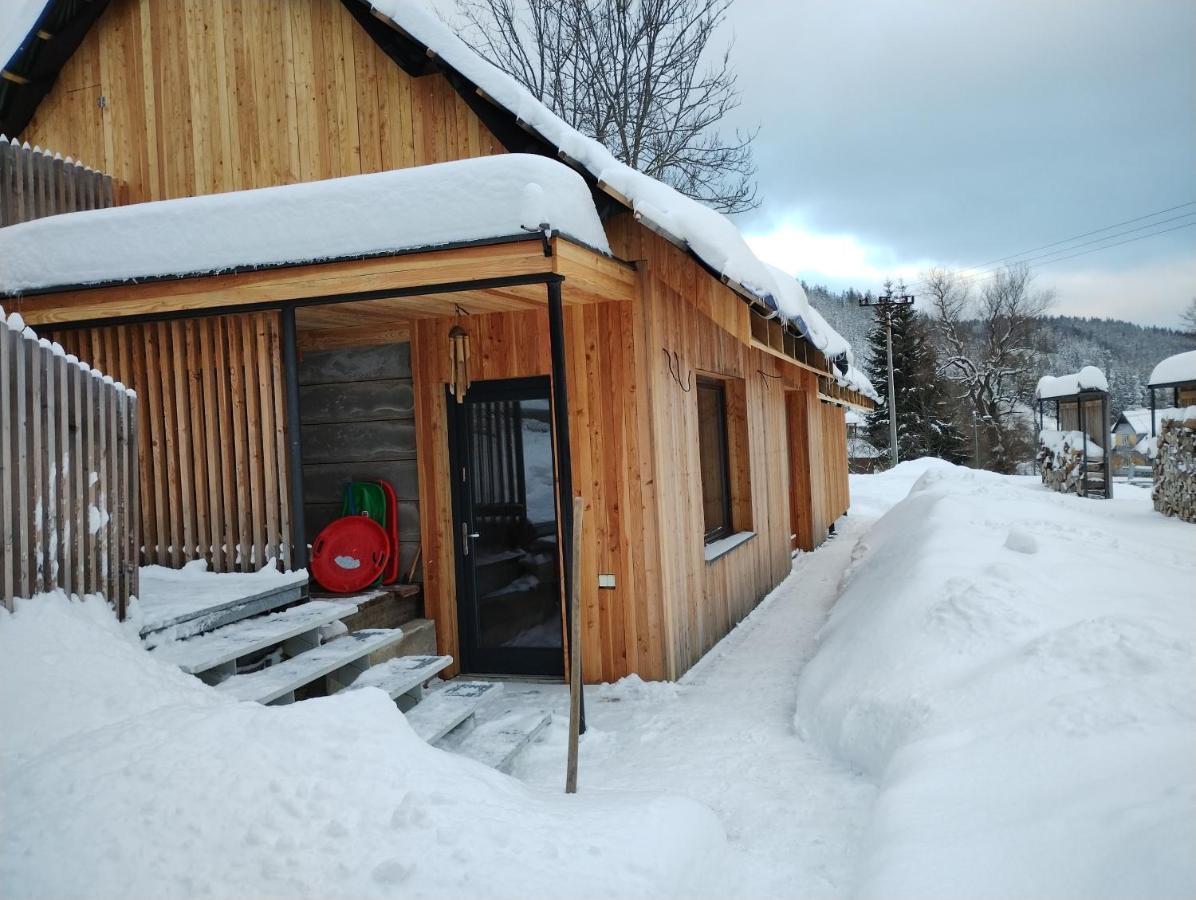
top-left (1035, 365), bottom-right (1108, 400)
top-left (367, 0), bottom-right (856, 364)
top-left (0, 154), bottom-right (609, 293)
top-left (798, 463), bottom-right (1195, 898)
top-left (1149, 349), bottom-right (1196, 387)
top-left (0, 593), bottom-right (725, 899)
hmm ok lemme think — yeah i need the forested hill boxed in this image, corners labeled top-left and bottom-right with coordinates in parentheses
top-left (806, 283), bottom-right (1194, 415)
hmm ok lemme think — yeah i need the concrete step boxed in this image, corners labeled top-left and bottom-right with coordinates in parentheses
top-left (346, 654), bottom-right (452, 702)
top-left (452, 708), bottom-right (552, 772)
top-left (215, 628), bottom-right (403, 704)
top-left (405, 681), bottom-right (503, 744)
top-left (150, 600), bottom-right (357, 679)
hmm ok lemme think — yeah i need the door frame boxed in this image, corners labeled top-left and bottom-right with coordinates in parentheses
top-left (446, 375), bottom-right (566, 676)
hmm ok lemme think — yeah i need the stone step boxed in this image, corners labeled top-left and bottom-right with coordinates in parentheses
top-left (345, 654), bottom-right (453, 702)
top-left (215, 629), bottom-right (403, 705)
top-left (405, 681), bottom-right (503, 744)
top-left (453, 708), bottom-right (552, 772)
top-left (149, 601), bottom-right (358, 678)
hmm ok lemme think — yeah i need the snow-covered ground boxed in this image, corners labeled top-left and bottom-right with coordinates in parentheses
top-left (2, 459), bottom-right (1192, 898)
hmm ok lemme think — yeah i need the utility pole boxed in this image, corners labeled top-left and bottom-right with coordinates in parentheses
top-left (859, 288), bottom-right (914, 466)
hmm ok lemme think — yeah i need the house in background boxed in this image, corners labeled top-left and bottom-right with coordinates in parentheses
top-left (1110, 408), bottom-right (1165, 474)
top-left (0, 0), bottom-right (874, 684)
top-left (844, 409), bottom-right (883, 473)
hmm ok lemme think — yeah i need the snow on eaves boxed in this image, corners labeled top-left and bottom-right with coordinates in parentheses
top-left (0, 304), bottom-right (135, 397)
top-left (1035, 365), bottom-right (1108, 400)
top-left (0, 154), bottom-right (609, 294)
top-left (1148, 349), bottom-right (1196, 388)
top-left (836, 364), bottom-right (879, 402)
top-left (367, 0), bottom-right (856, 366)
top-left (0, 0), bottom-right (47, 72)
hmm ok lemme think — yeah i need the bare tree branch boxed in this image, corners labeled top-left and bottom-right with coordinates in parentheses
top-left (456, 0), bottom-right (759, 213)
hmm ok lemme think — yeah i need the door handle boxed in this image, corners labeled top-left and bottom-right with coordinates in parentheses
top-left (469, 531), bottom-right (481, 539)
top-left (462, 522), bottom-right (480, 556)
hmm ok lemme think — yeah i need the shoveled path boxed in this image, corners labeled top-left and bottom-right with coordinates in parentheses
top-left (497, 516), bottom-right (878, 898)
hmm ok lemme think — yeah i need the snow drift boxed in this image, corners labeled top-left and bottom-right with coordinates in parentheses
top-left (0, 594), bottom-right (725, 899)
top-left (800, 463), bottom-right (1195, 899)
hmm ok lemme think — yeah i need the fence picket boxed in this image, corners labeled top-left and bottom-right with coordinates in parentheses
top-left (0, 318), bottom-right (140, 613)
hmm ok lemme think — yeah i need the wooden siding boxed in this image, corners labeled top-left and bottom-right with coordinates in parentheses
top-left (45, 313), bottom-right (292, 572)
top-left (297, 341), bottom-right (420, 578)
top-left (410, 297), bottom-right (666, 683)
top-left (18, 0), bottom-right (505, 202)
top-left (1, 320), bottom-right (139, 614)
top-left (614, 215), bottom-right (850, 678)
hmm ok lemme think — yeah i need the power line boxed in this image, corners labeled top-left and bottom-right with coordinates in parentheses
top-left (948, 200), bottom-right (1196, 273)
top-left (912, 219), bottom-right (1196, 295)
top-left (904, 200), bottom-right (1196, 292)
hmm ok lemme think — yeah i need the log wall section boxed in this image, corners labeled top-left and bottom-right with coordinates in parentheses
top-left (18, 0), bottom-right (504, 203)
top-left (1, 318), bottom-right (138, 615)
top-left (410, 293), bottom-right (665, 683)
top-left (45, 313), bottom-right (292, 573)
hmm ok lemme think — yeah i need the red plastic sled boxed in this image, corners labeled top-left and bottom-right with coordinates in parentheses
top-left (310, 515), bottom-right (390, 594)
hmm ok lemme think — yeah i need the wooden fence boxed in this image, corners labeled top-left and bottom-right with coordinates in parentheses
top-left (0, 136), bottom-right (124, 227)
top-left (47, 312), bottom-right (294, 573)
top-left (1, 313), bottom-right (139, 615)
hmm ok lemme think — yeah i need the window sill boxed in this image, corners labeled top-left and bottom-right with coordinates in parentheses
top-left (704, 530), bottom-right (756, 563)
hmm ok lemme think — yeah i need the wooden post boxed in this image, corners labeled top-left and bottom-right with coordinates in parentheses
top-left (547, 277), bottom-right (584, 733)
top-left (566, 495), bottom-right (584, 794)
top-left (280, 306), bottom-right (307, 569)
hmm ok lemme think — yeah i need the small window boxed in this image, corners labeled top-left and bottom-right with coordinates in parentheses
top-left (696, 377), bottom-right (733, 543)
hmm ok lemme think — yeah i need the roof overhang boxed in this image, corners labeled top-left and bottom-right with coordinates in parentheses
top-left (9, 234), bottom-right (636, 328)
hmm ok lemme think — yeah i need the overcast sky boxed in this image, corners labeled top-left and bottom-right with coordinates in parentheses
top-left (713, 0), bottom-right (1195, 328)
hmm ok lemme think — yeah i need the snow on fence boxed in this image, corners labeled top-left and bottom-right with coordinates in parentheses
top-left (0, 136), bottom-right (125, 227)
top-left (0, 311), bottom-right (139, 615)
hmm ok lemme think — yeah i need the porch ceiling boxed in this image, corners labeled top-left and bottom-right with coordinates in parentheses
top-left (11, 236), bottom-right (636, 328)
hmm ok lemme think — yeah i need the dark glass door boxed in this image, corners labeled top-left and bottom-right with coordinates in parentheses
top-left (448, 377), bottom-right (564, 676)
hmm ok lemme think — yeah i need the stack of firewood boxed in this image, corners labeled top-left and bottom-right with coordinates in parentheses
top-left (1152, 412), bottom-right (1196, 523)
top-left (1038, 440), bottom-right (1087, 495)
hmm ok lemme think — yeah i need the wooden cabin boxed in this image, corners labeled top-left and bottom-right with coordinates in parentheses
top-left (0, 0), bottom-right (874, 683)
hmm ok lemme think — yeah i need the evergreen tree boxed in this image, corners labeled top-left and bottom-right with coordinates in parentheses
top-left (864, 292), bottom-right (968, 465)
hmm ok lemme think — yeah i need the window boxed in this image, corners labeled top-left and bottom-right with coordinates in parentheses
top-left (697, 377), bottom-right (733, 543)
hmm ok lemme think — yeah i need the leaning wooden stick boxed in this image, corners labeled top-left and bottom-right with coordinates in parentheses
top-left (565, 495), bottom-right (584, 794)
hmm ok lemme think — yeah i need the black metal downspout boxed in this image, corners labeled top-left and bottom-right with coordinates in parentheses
top-left (281, 305), bottom-right (308, 570)
top-left (547, 278), bottom-right (585, 734)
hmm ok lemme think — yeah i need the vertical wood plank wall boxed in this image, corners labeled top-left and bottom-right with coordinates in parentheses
top-left (410, 298), bottom-right (666, 682)
top-left (46, 313), bottom-right (292, 572)
top-left (611, 216), bottom-right (851, 678)
top-left (1, 318), bottom-right (138, 614)
top-left (18, 0), bottom-right (504, 204)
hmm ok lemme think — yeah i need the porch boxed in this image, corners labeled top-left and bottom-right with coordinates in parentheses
top-left (16, 227), bottom-right (636, 683)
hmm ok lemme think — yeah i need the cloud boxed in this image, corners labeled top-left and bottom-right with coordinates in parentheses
top-left (1042, 259), bottom-right (1196, 329)
top-left (744, 220), bottom-right (928, 288)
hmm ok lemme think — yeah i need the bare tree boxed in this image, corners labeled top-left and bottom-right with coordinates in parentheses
top-left (925, 264), bottom-right (1054, 473)
top-left (1181, 297), bottom-right (1196, 336)
top-left (456, 0), bottom-right (759, 212)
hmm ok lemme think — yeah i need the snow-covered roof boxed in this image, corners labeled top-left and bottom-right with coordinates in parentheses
top-left (1148, 349), bottom-right (1196, 387)
top-left (847, 436), bottom-right (882, 459)
top-left (1116, 407), bottom-right (1177, 437)
top-left (1035, 366), bottom-right (1108, 400)
top-left (0, 154), bottom-right (608, 294)
top-left (0, 0), bottom-right (45, 71)
top-left (367, 0), bottom-right (855, 366)
top-left (0, 305), bottom-right (135, 397)
top-left (836, 365), bottom-right (880, 402)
